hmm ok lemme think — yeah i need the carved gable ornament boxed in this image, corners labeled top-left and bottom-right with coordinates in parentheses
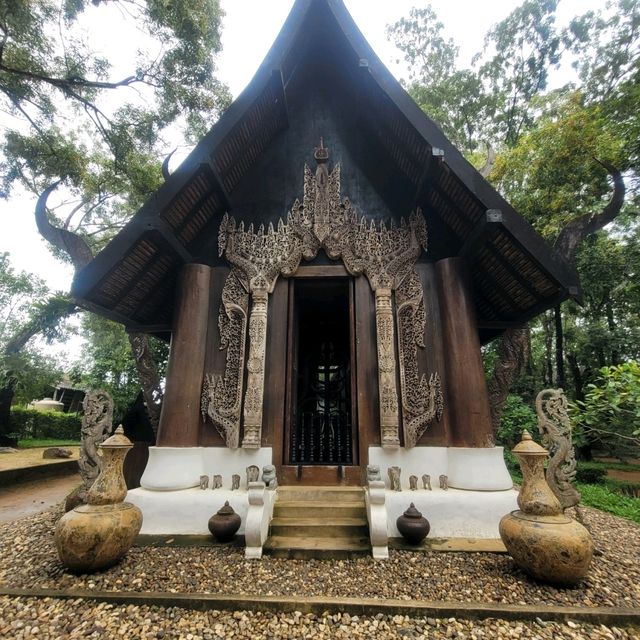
top-left (201, 141), bottom-right (443, 450)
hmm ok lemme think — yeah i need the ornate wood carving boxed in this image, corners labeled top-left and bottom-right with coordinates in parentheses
top-left (204, 141), bottom-right (443, 450)
top-left (536, 388), bottom-right (581, 510)
top-left (201, 270), bottom-right (248, 448)
top-left (396, 270), bottom-right (443, 448)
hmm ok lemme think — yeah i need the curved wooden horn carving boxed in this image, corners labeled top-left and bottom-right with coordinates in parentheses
top-left (162, 149), bottom-right (176, 182)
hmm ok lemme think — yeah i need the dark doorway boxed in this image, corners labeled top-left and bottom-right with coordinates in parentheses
top-left (288, 279), bottom-right (355, 466)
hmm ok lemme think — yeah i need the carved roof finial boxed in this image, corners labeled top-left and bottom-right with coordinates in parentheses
top-left (314, 137), bottom-right (329, 164)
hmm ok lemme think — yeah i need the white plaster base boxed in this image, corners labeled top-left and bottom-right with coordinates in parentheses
top-left (447, 447), bottom-right (513, 490)
top-left (368, 445), bottom-right (512, 491)
top-left (140, 446), bottom-right (273, 491)
top-left (384, 487), bottom-right (518, 538)
top-left (128, 487), bottom-right (250, 535)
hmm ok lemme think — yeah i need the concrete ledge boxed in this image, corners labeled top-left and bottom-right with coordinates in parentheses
top-left (1, 588), bottom-right (639, 626)
top-left (0, 460), bottom-right (78, 485)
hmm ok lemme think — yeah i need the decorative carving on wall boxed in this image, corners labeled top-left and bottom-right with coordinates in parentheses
top-left (536, 389), bottom-right (581, 510)
top-left (396, 270), bottom-right (443, 448)
top-left (204, 140), bottom-right (443, 450)
top-left (201, 271), bottom-right (248, 449)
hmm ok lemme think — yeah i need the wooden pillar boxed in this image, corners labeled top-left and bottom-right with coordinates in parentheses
top-left (435, 257), bottom-right (493, 447)
top-left (156, 263), bottom-right (212, 447)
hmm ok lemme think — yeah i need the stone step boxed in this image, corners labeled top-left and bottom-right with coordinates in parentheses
top-left (273, 501), bottom-right (366, 519)
top-left (270, 516), bottom-right (369, 538)
top-left (276, 486), bottom-right (365, 503)
top-left (263, 535), bottom-right (371, 559)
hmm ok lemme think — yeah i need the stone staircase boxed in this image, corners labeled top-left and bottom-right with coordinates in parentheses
top-left (263, 486), bottom-right (371, 558)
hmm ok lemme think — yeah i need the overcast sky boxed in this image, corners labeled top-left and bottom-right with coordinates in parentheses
top-left (0, 0), bottom-right (604, 311)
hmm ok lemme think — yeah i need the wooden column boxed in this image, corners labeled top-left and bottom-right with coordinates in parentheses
top-left (435, 257), bottom-right (493, 447)
top-left (156, 263), bottom-right (212, 447)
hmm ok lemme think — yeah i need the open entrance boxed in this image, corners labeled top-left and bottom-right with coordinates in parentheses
top-left (286, 278), bottom-right (357, 468)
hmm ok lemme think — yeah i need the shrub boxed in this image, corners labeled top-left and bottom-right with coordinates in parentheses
top-left (497, 394), bottom-right (538, 449)
top-left (10, 407), bottom-right (81, 441)
top-left (577, 482), bottom-right (640, 524)
top-left (575, 466), bottom-right (607, 484)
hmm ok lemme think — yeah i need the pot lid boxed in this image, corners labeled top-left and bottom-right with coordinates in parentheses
top-left (402, 502), bottom-right (424, 519)
top-left (100, 425), bottom-right (133, 449)
top-left (512, 430), bottom-right (548, 457)
top-left (217, 501), bottom-right (236, 516)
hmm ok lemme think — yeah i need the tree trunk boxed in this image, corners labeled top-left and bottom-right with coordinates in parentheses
top-left (0, 378), bottom-right (18, 447)
top-left (554, 304), bottom-right (565, 389)
top-left (567, 352), bottom-right (585, 403)
top-left (543, 311), bottom-right (554, 385)
top-left (487, 326), bottom-right (529, 434)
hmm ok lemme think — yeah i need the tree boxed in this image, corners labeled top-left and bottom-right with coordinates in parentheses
top-left (0, 253), bottom-right (74, 444)
top-left (574, 361), bottom-right (640, 457)
top-left (0, 1), bottom-right (231, 434)
top-left (390, 0), bottom-right (640, 432)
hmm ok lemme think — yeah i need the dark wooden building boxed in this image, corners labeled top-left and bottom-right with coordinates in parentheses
top-left (72, 0), bottom-right (579, 490)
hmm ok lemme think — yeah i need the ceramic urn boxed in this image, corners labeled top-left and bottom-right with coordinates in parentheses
top-left (499, 430), bottom-right (593, 586)
top-left (208, 501), bottom-right (241, 542)
top-left (55, 426), bottom-right (142, 572)
top-left (396, 503), bottom-right (430, 544)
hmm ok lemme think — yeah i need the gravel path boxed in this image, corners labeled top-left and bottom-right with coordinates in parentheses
top-left (0, 506), bottom-right (638, 610)
top-left (0, 596), bottom-right (637, 640)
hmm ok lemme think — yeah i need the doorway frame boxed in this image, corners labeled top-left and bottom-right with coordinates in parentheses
top-left (281, 263), bottom-right (361, 485)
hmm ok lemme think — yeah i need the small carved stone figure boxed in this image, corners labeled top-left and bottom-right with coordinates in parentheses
top-left (409, 475), bottom-right (418, 490)
top-left (366, 465), bottom-right (381, 482)
top-left (262, 465), bottom-right (278, 489)
top-left (231, 474), bottom-right (240, 490)
top-left (422, 474), bottom-right (432, 490)
top-left (212, 475), bottom-right (222, 489)
top-left (388, 466), bottom-right (402, 491)
top-left (536, 388), bottom-right (581, 510)
top-left (199, 475), bottom-right (209, 490)
top-left (246, 465), bottom-right (260, 484)
top-left (439, 474), bottom-right (448, 490)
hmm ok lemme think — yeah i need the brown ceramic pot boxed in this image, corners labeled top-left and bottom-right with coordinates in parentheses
top-left (208, 501), bottom-right (241, 542)
top-left (499, 430), bottom-right (594, 586)
top-left (396, 503), bottom-right (430, 544)
top-left (55, 426), bottom-right (142, 573)
top-left (499, 511), bottom-right (594, 586)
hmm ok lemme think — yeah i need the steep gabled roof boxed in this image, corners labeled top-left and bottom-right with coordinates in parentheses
top-left (71, 0), bottom-right (580, 343)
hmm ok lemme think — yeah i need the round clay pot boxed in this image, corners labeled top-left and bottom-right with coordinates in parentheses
top-left (54, 426), bottom-right (143, 573)
top-left (499, 511), bottom-right (594, 586)
top-left (208, 501), bottom-right (241, 542)
top-left (396, 503), bottom-right (430, 544)
top-left (55, 503), bottom-right (143, 572)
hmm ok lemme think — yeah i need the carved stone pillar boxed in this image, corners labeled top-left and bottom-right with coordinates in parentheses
top-left (375, 288), bottom-right (400, 448)
top-left (435, 257), bottom-right (493, 447)
top-left (241, 287), bottom-right (269, 448)
top-left (156, 263), bottom-right (212, 447)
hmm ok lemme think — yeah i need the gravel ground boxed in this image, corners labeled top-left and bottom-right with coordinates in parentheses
top-left (0, 506), bottom-right (638, 609)
top-left (0, 597), bottom-right (638, 640)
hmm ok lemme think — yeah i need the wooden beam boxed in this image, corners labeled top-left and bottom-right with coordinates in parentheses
top-left (458, 209), bottom-right (502, 259)
top-left (411, 147), bottom-right (445, 211)
top-left (148, 222), bottom-right (192, 263)
top-left (477, 319), bottom-right (525, 331)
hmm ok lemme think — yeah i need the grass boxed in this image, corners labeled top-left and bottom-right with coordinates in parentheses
top-left (18, 439), bottom-right (81, 449)
top-left (578, 483), bottom-right (640, 524)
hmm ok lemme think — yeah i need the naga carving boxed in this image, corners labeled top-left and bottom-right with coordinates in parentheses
top-left (203, 140), bottom-right (443, 450)
top-left (78, 390), bottom-right (114, 494)
top-left (536, 388), bottom-right (581, 510)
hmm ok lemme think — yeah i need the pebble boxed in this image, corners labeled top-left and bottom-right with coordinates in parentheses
top-left (0, 506), bottom-right (639, 638)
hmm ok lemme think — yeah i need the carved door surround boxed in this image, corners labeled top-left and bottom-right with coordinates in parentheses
top-left (201, 141), bottom-right (443, 450)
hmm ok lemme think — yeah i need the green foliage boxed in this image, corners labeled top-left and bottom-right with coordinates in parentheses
top-left (496, 394), bottom-right (538, 449)
top-left (10, 407), bottom-right (81, 440)
top-left (575, 466), bottom-right (607, 484)
top-left (0, 0), bottom-right (231, 251)
top-left (574, 361), bottom-right (640, 455)
top-left (18, 438), bottom-right (80, 448)
top-left (577, 482), bottom-right (640, 524)
top-left (70, 314), bottom-right (168, 421)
